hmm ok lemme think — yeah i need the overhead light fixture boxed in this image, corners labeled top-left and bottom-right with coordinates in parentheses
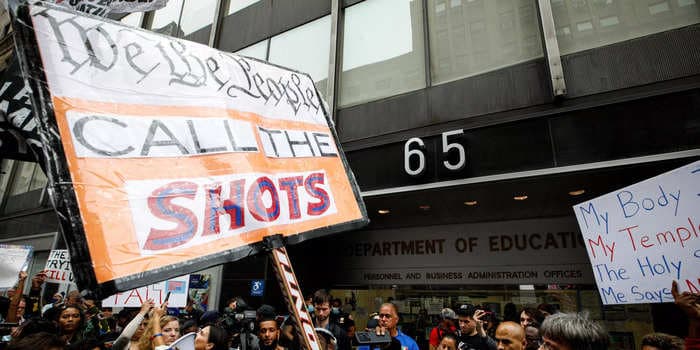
top-left (568, 189), bottom-right (586, 196)
top-left (513, 195), bottom-right (528, 201)
top-left (377, 209), bottom-right (390, 215)
top-left (418, 205), bottom-right (431, 210)
top-left (463, 200), bottom-right (478, 206)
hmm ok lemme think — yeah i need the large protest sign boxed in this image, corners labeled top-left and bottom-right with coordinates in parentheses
top-left (51, 0), bottom-right (167, 16)
top-left (10, 1), bottom-right (367, 297)
top-left (573, 160), bottom-right (700, 305)
top-left (43, 249), bottom-right (74, 284)
top-left (0, 244), bottom-right (33, 289)
top-left (102, 275), bottom-right (189, 307)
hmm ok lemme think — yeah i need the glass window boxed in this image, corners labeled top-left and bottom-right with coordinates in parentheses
top-left (269, 16), bottom-right (331, 98)
top-left (228, 0), bottom-right (261, 14)
top-left (340, 0), bottom-right (427, 107)
top-left (427, 0), bottom-right (543, 84)
top-left (149, 0), bottom-right (217, 44)
top-left (120, 12), bottom-right (143, 28)
top-left (150, 0), bottom-right (184, 37)
top-left (180, 0), bottom-right (218, 40)
top-left (235, 40), bottom-right (269, 60)
top-left (551, 0), bottom-right (700, 55)
top-left (8, 161), bottom-right (35, 196)
top-left (0, 159), bottom-right (14, 204)
top-left (28, 165), bottom-right (47, 191)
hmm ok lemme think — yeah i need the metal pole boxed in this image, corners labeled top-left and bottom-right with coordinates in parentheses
top-left (536, 0), bottom-right (567, 98)
top-left (264, 234), bottom-right (321, 350)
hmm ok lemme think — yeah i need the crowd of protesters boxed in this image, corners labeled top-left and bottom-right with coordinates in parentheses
top-left (0, 271), bottom-right (698, 350)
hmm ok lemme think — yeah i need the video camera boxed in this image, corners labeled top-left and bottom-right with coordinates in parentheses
top-left (355, 331), bottom-right (395, 350)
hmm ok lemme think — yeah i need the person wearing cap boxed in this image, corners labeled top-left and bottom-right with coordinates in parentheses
top-left (429, 308), bottom-right (457, 350)
top-left (455, 304), bottom-right (496, 350)
top-left (316, 327), bottom-right (337, 350)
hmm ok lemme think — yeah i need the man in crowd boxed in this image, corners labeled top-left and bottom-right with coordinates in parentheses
top-left (258, 314), bottom-right (284, 350)
top-left (539, 312), bottom-right (609, 350)
top-left (494, 322), bottom-right (525, 350)
top-left (376, 302), bottom-right (419, 350)
top-left (456, 304), bottom-right (496, 350)
top-left (312, 289), bottom-right (349, 350)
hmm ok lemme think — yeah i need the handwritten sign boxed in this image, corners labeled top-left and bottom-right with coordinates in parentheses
top-left (11, 2), bottom-right (367, 296)
top-left (102, 275), bottom-right (189, 307)
top-left (0, 244), bottom-right (33, 289)
top-left (573, 160), bottom-right (700, 305)
top-left (43, 249), bottom-right (74, 284)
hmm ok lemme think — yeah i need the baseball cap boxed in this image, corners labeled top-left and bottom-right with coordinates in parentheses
top-left (456, 304), bottom-right (476, 317)
top-left (440, 308), bottom-right (456, 320)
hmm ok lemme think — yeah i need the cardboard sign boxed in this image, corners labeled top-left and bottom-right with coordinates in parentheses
top-left (0, 244), bottom-right (33, 289)
top-left (102, 275), bottom-right (190, 307)
top-left (573, 160), bottom-right (700, 305)
top-left (43, 249), bottom-right (74, 284)
top-left (10, 2), bottom-right (367, 297)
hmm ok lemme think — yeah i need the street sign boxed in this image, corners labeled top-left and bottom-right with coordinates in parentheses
top-left (250, 280), bottom-right (264, 297)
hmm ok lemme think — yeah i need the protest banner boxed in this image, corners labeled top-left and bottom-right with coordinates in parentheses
top-left (573, 160), bottom-right (700, 305)
top-left (43, 249), bottom-right (74, 284)
top-left (51, 0), bottom-right (167, 16)
top-left (102, 275), bottom-right (190, 307)
top-left (0, 58), bottom-right (42, 162)
top-left (9, 1), bottom-right (367, 297)
top-left (0, 244), bottom-right (33, 289)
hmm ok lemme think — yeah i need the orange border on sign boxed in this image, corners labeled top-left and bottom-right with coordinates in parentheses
top-left (53, 97), bottom-right (363, 283)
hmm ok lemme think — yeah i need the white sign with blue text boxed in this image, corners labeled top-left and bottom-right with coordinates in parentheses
top-left (573, 160), bottom-right (700, 305)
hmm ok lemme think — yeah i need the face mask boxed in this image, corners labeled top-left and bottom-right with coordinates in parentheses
top-left (331, 307), bottom-right (340, 315)
top-left (307, 305), bottom-right (314, 313)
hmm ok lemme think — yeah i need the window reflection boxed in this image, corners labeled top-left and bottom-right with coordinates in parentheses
top-left (150, 0), bottom-right (184, 37)
top-left (228, 0), bottom-right (261, 15)
top-left (149, 0), bottom-right (217, 44)
top-left (181, 0), bottom-right (218, 43)
top-left (551, 0), bottom-right (700, 55)
top-left (120, 12), bottom-right (143, 28)
top-left (235, 40), bottom-right (269, 61)
top-left (340, 0), bottom-right (426, 107)
top-left (427, 0), bottom-right (543, 84)
top-left (269, 16), bottom-right (331, 98)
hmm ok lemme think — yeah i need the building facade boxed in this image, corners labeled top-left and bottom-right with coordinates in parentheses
top-left (1, 0), bottom-right (699, 347)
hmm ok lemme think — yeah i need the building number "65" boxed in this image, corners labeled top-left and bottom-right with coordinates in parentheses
top-left (404, 129), bottom-right (466, 176)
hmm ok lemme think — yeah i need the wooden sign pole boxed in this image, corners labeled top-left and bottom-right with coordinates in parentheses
top-left (264, 234), bottom-right (321, 350)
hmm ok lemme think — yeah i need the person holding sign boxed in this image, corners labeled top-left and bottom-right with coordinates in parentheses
top-left (112, 299), bottom-right (154, 350)
top-left (143, 302), bottom-right (180, 350)
top-left (671, 280), bottom-right (700, 349)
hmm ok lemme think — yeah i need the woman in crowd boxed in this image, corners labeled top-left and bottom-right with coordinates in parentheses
top-left (55, 305), bottom-right (86, 345)
top-left (112, 300), bottom-right (154, 350)
top-left (139, 303), bottom-right (179, 350)
top-left (193, 325), bottom-right (228, 350)
top-left (437, 333), bottom-right (458, 350)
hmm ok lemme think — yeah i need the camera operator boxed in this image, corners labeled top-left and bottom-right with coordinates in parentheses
top-left (220, 297), bottom-right (259, 350)
top-left (455, 304), bottom-right (496, 350)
